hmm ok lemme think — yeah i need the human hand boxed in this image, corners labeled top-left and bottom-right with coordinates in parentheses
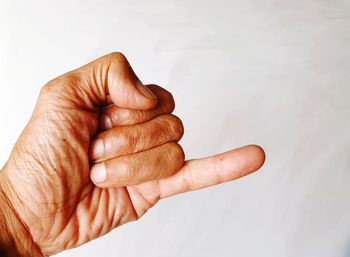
top-left (0, 53), bottom-right (265, 257)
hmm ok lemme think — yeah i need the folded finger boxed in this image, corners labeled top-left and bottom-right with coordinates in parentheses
top-left (90, 142), bottom-right (185, 188)
top-left (90, 114), bottom-right (184, 162)
top-left (99, 84), bottom-right (175, 129)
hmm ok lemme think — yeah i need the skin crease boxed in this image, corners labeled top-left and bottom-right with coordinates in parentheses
top-left (0, 53), bottom-right (266, 257)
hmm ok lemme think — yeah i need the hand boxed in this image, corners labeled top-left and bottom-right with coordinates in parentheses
top-left (0, 53), bottom-right (265, 257)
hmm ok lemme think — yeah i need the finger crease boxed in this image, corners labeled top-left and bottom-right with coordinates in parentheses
top-left (182, 162), bottom-right (194, 191)
top-left (213, 157), bottom-right (225, 184)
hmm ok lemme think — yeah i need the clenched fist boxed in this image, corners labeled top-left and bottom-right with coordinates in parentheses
top-left (0, 53), bottom-right (265, 257)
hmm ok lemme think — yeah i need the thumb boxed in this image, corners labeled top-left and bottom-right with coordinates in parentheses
top-left (47, 52), bottom-right (158, 111)
top-left (99, 52), bottom-right (158, 110)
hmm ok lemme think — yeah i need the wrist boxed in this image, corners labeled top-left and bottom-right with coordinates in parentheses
top-left (0, 170), bottom-right (44, 257)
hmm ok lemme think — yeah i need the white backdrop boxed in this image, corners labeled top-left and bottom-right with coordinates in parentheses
top-left (1, 1), bottom-right (350, 256)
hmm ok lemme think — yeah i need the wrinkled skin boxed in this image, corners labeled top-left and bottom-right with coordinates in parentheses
top-left (0, 53), bottom-right (265, 257)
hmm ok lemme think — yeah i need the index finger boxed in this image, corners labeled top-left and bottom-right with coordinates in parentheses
top-left (158, 145), bottom-right (265, 198)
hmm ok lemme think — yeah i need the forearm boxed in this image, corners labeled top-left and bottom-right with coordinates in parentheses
top-left (0, 170), bottom-right (44, 257)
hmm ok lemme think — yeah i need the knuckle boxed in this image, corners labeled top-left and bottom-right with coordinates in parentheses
top-left (155, 86), bottom-right (175, 112)
top-left (104, 52), bottom-right (137, 97)
top-left (135, 111), bottom-right (147, 124)
top-left (117, 109), bottom-right (128, 120)
top-left (116, 130), bottom-right (130, 146)
top-left (126, 109), bottom-right (144, 124)
top-left (104, 114), bottom-right (113, 129)
top-left (116, 129), bottom-right (137, 152)
top-left (145, 84), bottom-right (159, 90)
top-left (169, 142), bottom-right (185, 164)
top-left (114, 109), bottom-right (130, 124)
top-left (145, 84), bottom-right (175, 113)
top-left (107, 52), bottom-right (127, 65)
top-left (100, 111), bottom-right (114, 129)
top-left (116, 160), bottom-right (133, 181)
top-left (166, 114), bottom-right (184, 138)
top-left (164, 91), bottom-right (175, 112)
top-left (109, 109), bottom-right (121, 125)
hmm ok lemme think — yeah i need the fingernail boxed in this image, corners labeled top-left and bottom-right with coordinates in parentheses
top-left (90, 163), bottom-right (107, 184)
top-left (137, 83), bottom-right (157, 100)
top-left (104, 116), bottom-right (113, 129)
top-left (91, 139), bottom-right (104, 159)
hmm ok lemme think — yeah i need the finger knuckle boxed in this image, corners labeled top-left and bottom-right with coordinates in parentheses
top-left (145, 84), bottom-right (159, 90)
top-left (169, 142), bottom-right (185, 164)
top-left (107, 52), bottom-right (128, 65)
top-left (143, 84), bottom-right (175, 113)
top-left (164, 91), bottom-right (175, 112)
top-left (154, 86), bottom-right (175, 112)
top-left (127, 109), bottom-right (144, 124)
top-left (102, 114), bottom-right (113, 129)
top-left (109, 108), bottom-right (121, 125)
top-left (103, 105), bottom-right (127, 125)
top-left (117, 130), bottom-right (137, 152)
top-left (166, 114), bottom-right (184, 138)
top-left (115, 109), bottom-right (131, 124)
top-left (116, 160), bottom-right (133, 180)
top-left (116, 130), bottom-right (129, 146)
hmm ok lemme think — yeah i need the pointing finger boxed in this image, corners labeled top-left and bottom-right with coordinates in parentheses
top-left (158, 145), bottom-right (265, 198)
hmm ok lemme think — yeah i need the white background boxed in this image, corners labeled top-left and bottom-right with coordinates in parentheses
top-left (1, 0), bottom-right (350, 256)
